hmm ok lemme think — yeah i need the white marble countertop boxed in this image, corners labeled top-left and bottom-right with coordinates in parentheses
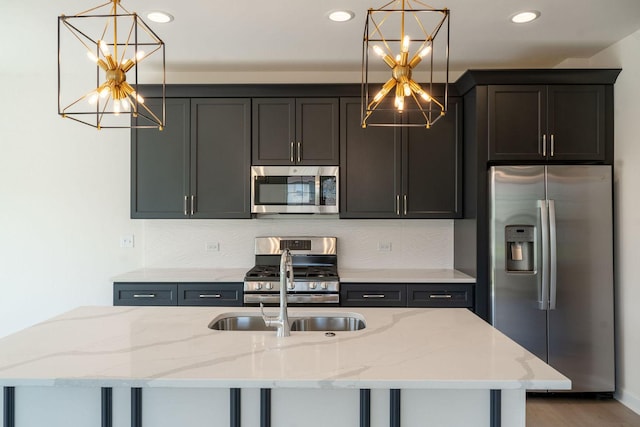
top-left (112, 268), bottom-right (476, 284)
top-left (339, 268), bottom-right (475, 283)
top-left (112, 268), bottom-right (248, 283)
top-left (0, 306), bottom-right (568, 390)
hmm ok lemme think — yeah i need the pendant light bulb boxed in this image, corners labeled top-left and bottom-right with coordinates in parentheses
top-left (419, 45), bottom-right (432, 58)
top-left (373, 45), bottom-right (385, 57)
top-left (401, 35), bottom-right (411, 53)
top-left (88, 91), bottom-right (99, 105)
top-left (98, 40), bottom-right (110, 57)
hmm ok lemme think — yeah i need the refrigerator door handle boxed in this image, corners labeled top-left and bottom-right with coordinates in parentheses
top-left (538, 199), bottom-right (550, 310)
top-left (548, 199), bottom-right (558, 310)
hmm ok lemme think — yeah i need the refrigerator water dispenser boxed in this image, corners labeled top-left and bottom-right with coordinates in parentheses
top-left (505, 225), bottom-right (535, 272)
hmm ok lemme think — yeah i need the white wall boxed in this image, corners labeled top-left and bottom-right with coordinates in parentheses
top-left (583, 29), bottom-right (640, 414)
top-left (0, 5), bottom-right (454, 339)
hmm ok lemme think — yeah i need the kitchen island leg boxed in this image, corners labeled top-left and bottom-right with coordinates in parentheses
top-left (3, 387), bottom-right (15, 427)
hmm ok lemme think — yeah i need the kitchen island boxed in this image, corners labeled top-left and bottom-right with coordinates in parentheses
top-left (0, 306), bottom-right (569, 427)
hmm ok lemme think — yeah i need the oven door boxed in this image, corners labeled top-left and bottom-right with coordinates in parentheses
top-left (244, 293), bottom-right (339, 307)
top-left (251, 166), bottom-right (338, 214)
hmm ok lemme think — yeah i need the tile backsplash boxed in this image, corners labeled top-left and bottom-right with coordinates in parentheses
top-left (143, 218), bottom-right (453, 269)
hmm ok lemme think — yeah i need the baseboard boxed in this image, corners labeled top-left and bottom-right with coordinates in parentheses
top-left (615, 388), bottom-right (640, 415)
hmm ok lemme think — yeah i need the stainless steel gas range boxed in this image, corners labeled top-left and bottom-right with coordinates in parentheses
top-left (244, 237), bottom-right (339, 306)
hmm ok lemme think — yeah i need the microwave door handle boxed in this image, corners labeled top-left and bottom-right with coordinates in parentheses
top-left (315, 175), bottom-right (321, 206)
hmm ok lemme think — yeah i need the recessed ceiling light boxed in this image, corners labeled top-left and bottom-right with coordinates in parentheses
top-left (146, 11), bottom-right (174, 24)
top-left (328, 10), bottom-right (355, 22)
top-left (511, 10), bottom-right (540, 24)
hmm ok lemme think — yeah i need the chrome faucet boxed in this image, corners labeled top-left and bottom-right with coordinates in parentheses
top-left (260, 248), bottom-right (292, 337)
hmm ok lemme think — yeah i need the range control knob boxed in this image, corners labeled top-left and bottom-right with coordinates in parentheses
top-left (321, 282), bottom-right (328, 290)
top-left (309, 282), bottom-right (317, 290)
top-left (265, 283), bottom-right (273, 290)
top-left (288, 282), bottom-right (295, 290)
top-left (255, 283), bottom-right (262, 290)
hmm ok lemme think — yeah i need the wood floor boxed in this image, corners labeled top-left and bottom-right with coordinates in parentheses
top-left (527, 395), bottom-right (640, 427)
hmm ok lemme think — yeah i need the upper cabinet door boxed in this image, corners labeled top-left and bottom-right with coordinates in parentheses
top-left (546, 85), bottom-right (606, 161)
top-left (340, 98), bottom-right (401, 218)
top-left (252, 98), bottom-right (296, 165)
top-left (403, 97), bottom-right (462, 218)
top-left (488, 84), bottom-right (607, 162)
top-left (131, 98), bottom-right (190, 219)
top-left (488, 85), bottom-right (547, 161)
top-left (296, 98), bottom-right (340, 165)
top-left (252, 98), bottom-right (339, 165)
top-left (190, 99), bottom-right (251, 219)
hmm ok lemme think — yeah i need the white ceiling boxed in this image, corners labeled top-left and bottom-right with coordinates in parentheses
top-left (52, 0), bottom-right (640, 74)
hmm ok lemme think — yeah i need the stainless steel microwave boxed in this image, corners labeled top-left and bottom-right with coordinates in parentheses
top-left (251, 166), bottom-right (339, 214)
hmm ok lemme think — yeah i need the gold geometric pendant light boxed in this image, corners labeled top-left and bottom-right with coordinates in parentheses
top-left (58, 0), bottom-right (166, 130)
top-left (362, 0), bottom-right (450, 128)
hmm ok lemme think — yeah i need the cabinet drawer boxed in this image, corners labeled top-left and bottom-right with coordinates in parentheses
top-left (340, 283), bottom-right (406, 307)
top-left (113, 283), bottom-right (177, 306)
top-left (178, 283), bottom-right (243, 306)
top-left (407, 284), bottom-right (474, 308)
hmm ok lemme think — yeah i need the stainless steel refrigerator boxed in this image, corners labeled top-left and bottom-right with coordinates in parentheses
top-left (489, 165), bottom-right (614, 392)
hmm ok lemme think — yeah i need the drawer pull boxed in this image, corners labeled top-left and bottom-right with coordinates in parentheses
top-left (133, 294), bottom-right (156, 298)
top-left (429, 294), bottom-right (452, 299)
top-left (199, 294), bottom-right (222, 299)
top-left (362, 294), bottom-right (385, 299)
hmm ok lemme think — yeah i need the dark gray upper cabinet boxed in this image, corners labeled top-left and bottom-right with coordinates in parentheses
top-left (190, 99), bottom-right (251, 218)
top-left (488, 85), bottom-right (606, 162)
top-left (252, 98), bottom-right (339, 165)
top-left (131, 98), bottom-right (251, 219)
top-left (340, 97), bottom-right (462, 219)
top-left (131, 98), bottom-right (190, 218)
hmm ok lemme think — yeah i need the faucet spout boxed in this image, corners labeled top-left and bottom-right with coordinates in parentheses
top-left (260, 248), bottom-right (292, 337)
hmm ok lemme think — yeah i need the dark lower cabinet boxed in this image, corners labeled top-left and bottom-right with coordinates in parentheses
top-left (407, 284), bottom-right (474, 308)
top-left (113, 283), bottom-right (177, 306)
top-left (178, 283), bottom-right (243, 307)
top-left (341, 283), bottom-right (474, 309)
top-left (340, 96), bottom-right (462, 219)
top-left (340, 283), bottom-right (407, 307)
top-left (131, 98), bottom-right (251, 219)
top-left (114, 283), bottom-right (243, 307)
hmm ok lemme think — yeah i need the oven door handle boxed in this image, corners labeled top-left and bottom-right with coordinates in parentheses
top-left (244, 293), bottom-right (339, 305)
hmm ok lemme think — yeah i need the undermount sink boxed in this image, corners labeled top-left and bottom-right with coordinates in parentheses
top-left (208, 313), bottom-right (366, 332)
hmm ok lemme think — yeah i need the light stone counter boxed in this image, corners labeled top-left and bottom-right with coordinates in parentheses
top-left (0, 306), bottom-right (562, 389)
top-left (339, 268), bottom-right (475, 283)
top-left (0, 306), bottom-right (569, 427)
top-left (111, 267), bottom-right (475, 284)
top-left (112, 267), bottom-right (248, 283)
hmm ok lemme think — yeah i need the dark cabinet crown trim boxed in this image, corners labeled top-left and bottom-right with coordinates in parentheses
top-left (456, 69), bottom-right (621, 95)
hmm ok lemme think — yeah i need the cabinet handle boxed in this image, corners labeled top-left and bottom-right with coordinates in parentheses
top-left (550, 134), bottom-right (555, 157)
top-left (542, 134), bottom-right (547, 157)
top-left (403, 194), bottom-right (408, 216)
top-left (190, 195), bottom-right (195, 216)
top-left (297, 141), bottom-right (302, 163)
top-left (363, 294), bottom-right (385, 298)
top-left (199, 294), bottom-right (222, 299)
top-left (133, 294), bottom-right (156, 298)
top-left (429, 294), bottom-right (452, 299)
top-left (396, 195), bottom-right (400, 216)
top-left (184, 196), bottom-right (189, 216)
top-left (290, 141), bottom-right (295, 162)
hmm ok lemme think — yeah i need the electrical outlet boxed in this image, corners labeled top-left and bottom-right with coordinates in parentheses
top-left (205, 242), bottom-right (220, 252)
top-left (377, 241), bottom-right (392, 252)
top-left (120, 235), bottom-right (134, 248)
